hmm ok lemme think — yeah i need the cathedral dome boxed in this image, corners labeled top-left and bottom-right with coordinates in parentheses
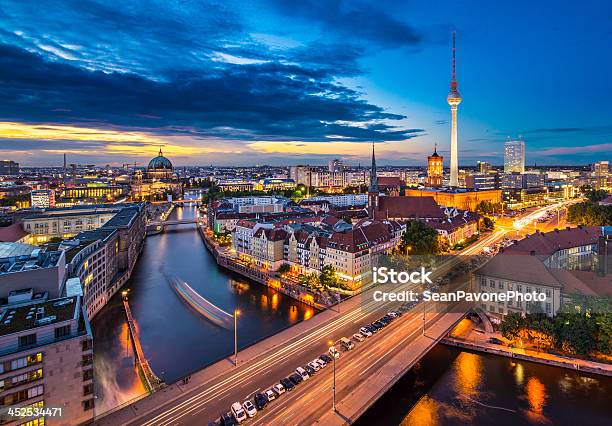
top-left (148, 149), bottom-right (173, 170)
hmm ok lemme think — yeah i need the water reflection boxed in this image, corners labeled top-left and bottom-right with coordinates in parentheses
top-left (92, 206), bottom-right (317, 415)
top-left (358, 346), bottom-right (612, 426)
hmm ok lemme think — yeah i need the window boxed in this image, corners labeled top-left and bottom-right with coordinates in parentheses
top-left (545, 289), bottom-right (551, 297)
top-left (54, 325), bottom-right (71, 340)
top-left (83, 369), bottom-right (93, 381)
top-left (546, 303), bottom-right (552, 313)
top-left (498, 282), bottom-right (504, 290)
top-left (517, 285), bottom-right (523, 292)
top-left (82, 399), bottom-right (95, 411)
top-left (489, 279), bottom-right (495, 288)
top-left (18, 334), bottom-right (37, 348)
top-left (83, 383), bottom-right (93, 396)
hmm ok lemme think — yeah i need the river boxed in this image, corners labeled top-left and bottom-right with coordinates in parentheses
top-left (358, 345), bottom-right (611, 426)
top-left (92, 199), bottom-right (315, 414)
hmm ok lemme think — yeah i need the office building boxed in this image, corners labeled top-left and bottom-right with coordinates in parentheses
top-left (328, 159), bottom-right (344, 173)
top-left (504, 139), bottom-right (525, 173)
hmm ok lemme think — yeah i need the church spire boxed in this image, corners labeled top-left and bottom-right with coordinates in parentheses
top-left (369, 142), bottom-right (379, 192)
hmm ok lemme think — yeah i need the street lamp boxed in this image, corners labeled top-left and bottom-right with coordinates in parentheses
top-left (234, 309), bottom-right (240, 366)
top-left (121, 289), bottom-right (129, 300)
top-left (328, 340), bottom-right (336, 412)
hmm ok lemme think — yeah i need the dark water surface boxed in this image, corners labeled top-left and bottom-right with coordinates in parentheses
top-left (358, 345), bottom-right (611, 426)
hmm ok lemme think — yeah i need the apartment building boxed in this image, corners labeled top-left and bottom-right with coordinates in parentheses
top-left (0, 295), bottom-right (94, 426)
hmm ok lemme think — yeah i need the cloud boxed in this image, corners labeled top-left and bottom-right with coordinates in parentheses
top-left (265, 0), bottom-right (422, 49)
top-left (0, 43), bottom-right (421, 143)
top-left (538, 143), bottom-right (612, 156)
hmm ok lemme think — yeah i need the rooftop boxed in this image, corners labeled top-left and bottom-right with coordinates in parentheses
top-left (505, 226), bottom-right (602, 256)
top-left (0, 296), bottom-right (78, 336)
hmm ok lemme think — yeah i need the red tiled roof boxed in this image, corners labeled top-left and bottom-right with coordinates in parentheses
top-left (377, 176), bottom-right (403, 187)
top-left (374, 196), bottom-right (444, 220)
top-left (505, 226), bottom-right (601, 256)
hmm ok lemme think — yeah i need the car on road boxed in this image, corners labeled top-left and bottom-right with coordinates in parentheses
top-left (254, 393), bottom-right (268, 410)
top-left (265, 389), bottom-right (276, 401)
top-left (488, 337), bottom-right (504, 345)
top-left (308, 361), bottom-right (320, 372)
top-left (389, 310), bottom-right (401, 318)
top-left (371, 321), bottom-right (383, 330)
top-left (315, 358), bottom-right (327, 368)
top-left (340, 337), bottom-right (355, 350)
top-left (319, 353), bottom-right (333, 364)
top-left (296, 366), bottom-right (310, 380)
top-left (242, 400), bottom-right (257, 418)
top-left (304, 364), bottom-right (316, 376)
top-left (289, 372), bottom-right (303, 385)
top-left (328, 346), bottom-right (340, 358)
top-left (280, 378), bottom-right (294, 391)
top-left (231, 402), bottom-right (247, 423)
top-left (352, 333), bottom-right (365, 342)
top-left (359, 327), bottom-right (372, 337)
top-left (220, 412), bottom-right (236, 426)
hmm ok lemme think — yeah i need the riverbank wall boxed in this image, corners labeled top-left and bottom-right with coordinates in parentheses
top-left (441, 337), bottom-right (612, 377)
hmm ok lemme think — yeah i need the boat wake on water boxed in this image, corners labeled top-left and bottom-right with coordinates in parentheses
top-left (163, 270), bottom-right (233, 329)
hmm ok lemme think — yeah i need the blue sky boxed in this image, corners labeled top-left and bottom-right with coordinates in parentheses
top-left (0, 0), bottom-right (610, 166)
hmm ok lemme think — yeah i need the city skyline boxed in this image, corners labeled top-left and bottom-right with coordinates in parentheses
top-left (0, 1), bottom-right (611, 167)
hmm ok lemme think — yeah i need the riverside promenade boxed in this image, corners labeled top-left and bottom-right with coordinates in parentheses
top-left (442, 335), bottom-right (612, 377)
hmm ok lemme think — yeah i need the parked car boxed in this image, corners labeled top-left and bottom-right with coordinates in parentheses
top-left (315, 358), bottom-right (327, 368)
top-left (242, 400), bottom-right (257, 418)
top-left (488, 337), bottom-right (504, 345)
top-left (352, 333), bottom-right (365, 342)
top-left (328, 346), bottom-right (340, 358)
top-left (359, 327), bottom-right (373, 337)
top-left (254, 393), bottom-right (268, 410)
top-left (340, 337), bottom-right (355, 350)
top-left (289, 373), bottom-right (303, 385)
top-left (296, 367), bottom-right (310, 380)
top-left (265, 389), bottom-right (276, 401)
top-left (319, 353), bottom-right (333, 364)
top-left (280, 378), bottom-right (294, 391)
top-left (308, 361), bottom-right (320, 372)
top-left (220, 412), bottom-right (236, 426)
top-left (304, 364), bottom-right (316, 376)
top-left (231, 402), bottom-right (247, 423)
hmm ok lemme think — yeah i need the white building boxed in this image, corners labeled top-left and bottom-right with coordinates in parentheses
top-left (504, 139), bottom-right (525, 173)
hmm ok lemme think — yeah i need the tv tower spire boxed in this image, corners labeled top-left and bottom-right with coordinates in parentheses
top-left (447, 31), bottom-right (462, 187)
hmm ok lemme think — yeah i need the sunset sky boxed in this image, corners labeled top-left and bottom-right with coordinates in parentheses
top-left (0, 1), bottom-right (610, 167)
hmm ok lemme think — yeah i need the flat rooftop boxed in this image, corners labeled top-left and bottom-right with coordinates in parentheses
top-left (0, 296), bottom-right (78, 336)
top-left (0, 243), bottom-right (63, 275)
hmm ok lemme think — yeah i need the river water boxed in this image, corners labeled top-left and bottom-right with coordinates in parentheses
top-left (92, 200), bottom-right (315, 414)
top-left (358, 345), bottom-right (611, 426)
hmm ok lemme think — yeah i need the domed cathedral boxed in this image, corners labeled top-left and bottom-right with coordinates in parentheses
top-left (130, 148), bottom-right (182, 200)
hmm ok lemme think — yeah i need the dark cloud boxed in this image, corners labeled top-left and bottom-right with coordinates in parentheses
top-left (265, 0), bottom-right (422, 49)
top-left (0, 44), bottom-right (421, 142)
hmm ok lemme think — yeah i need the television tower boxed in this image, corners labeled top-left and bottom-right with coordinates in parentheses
top-left (447, 31), bottom-right (462, 187)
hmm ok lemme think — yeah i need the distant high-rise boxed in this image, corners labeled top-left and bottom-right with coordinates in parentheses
top-left (593, 161), bottom-right (609, 190)
top-left (504, 139), bottom-right (525, 173)
top-left (427, 144), bottom-right (443, 187)
top-left (447, 32), bottom-right (462, 187)
top-left (328, 159), bottom-right (343, 173)
top-left (477, 161), bottom-right (492, 173)
top-left (0, 160), bottom-right (19, 176)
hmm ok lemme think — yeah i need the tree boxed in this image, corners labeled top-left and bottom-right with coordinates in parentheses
top-left (500, 312), bottom-right (525, 341)
top-left (400, 221), bottom-right (447, 255)
top-left (319, 265), bottom-right (338, 289)
top-left (277, 263), bottom-right (291, 275)
top-left (481, 216), bottom-right (495, 231)
top-left (568, 202), bottom-right (612, 226)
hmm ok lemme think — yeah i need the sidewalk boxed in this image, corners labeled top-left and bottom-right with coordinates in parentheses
top-left (443, 322), bottom-right (612, 377)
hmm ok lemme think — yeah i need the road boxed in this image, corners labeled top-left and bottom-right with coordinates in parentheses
top-left (96, 201), bottom-right (571, 426)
